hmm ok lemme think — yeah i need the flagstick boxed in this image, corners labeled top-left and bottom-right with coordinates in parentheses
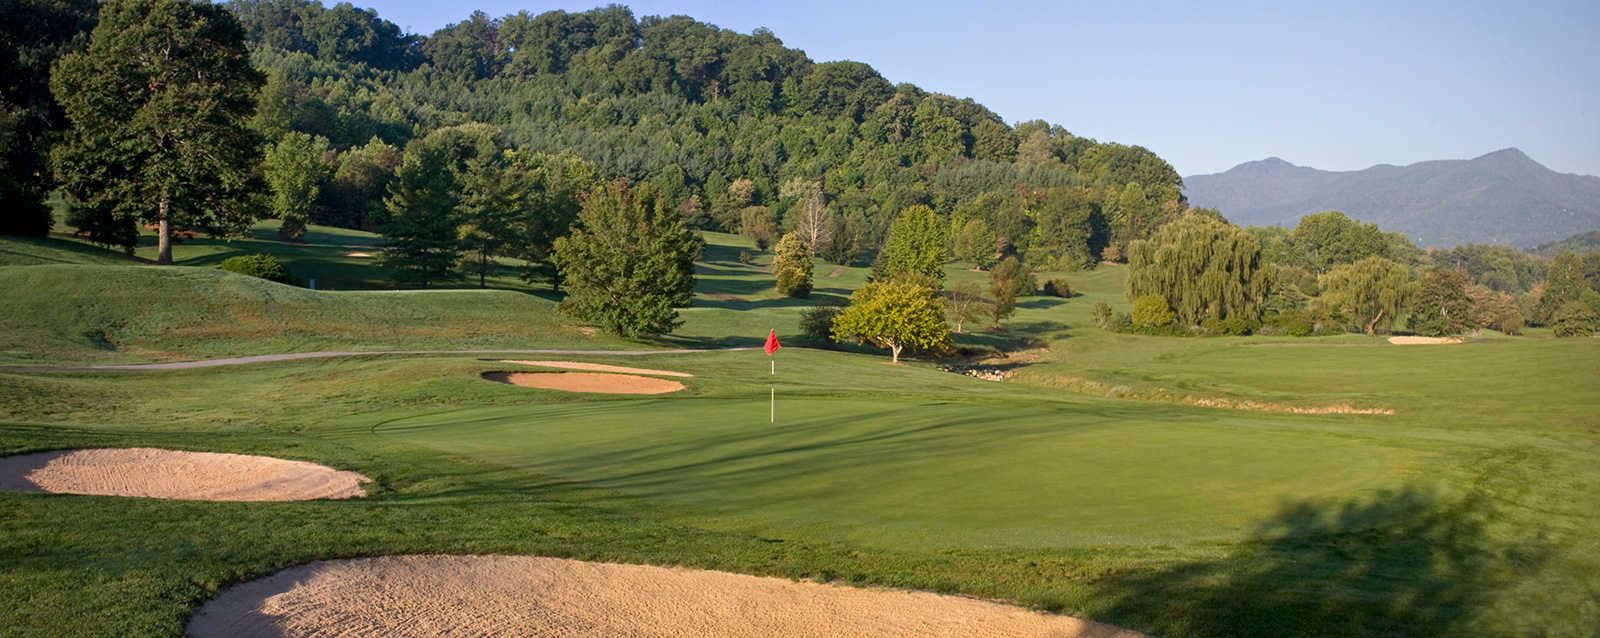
top-left (770, 358), bottom-right (775, 423)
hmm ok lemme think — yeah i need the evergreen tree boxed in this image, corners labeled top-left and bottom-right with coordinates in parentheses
top-left (1535, 251), bottom-right (1589, 325)
top-left (771, 233), bottom-right (813, 298)
top-left (262, 131), bottom-right (329, 240)
top-left (1413, 268), bottom-right (1473, 336)
top-left (552, 180), bottom-right (702, 337)
top-left (1552, 301), bottom-right (1598, 338)
top-left (831, 280), bottom-right (951, 363)
top-left (879, 205), bottom-right (949, 286)
top-left (52, 0), bottom-right (265, 263)
top-left (1126, 215), bottom-right (1271, 326)
top-left (1316, 256), bottom-right (1416, 335)
top-left (456, 154), bottom-right (516, 288)
top-left (378, 145), bottom-right (461, 287)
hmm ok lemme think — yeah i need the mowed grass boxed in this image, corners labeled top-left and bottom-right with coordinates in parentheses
top-left (2, 232), bottom-right (1598, 636)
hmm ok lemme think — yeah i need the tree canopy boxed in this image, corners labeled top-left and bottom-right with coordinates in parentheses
top-left (877, 205), bottom-right (949, 285)
top-left (1316, 256), bottom-right (1416, 335)
top-left (831, 280), bottom-right (951, 364)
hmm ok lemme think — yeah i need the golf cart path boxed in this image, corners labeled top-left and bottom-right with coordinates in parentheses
top-left (0, 348), bottom-right (757, 372)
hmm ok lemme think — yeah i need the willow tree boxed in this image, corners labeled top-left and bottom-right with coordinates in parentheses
top-left (1126, 214), bottom-right (1270, 326)
top-left (52, 0), bottom-right (264, 263)
top-left (1317, 256), bottom-right (1416, 335)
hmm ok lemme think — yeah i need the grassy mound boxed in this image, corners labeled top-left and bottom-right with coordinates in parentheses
top-left (0, 235), bottom-right (143, 266)
top-left (0, 265), bottom-right (621, 365)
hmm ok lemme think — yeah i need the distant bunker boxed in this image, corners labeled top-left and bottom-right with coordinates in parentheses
top-left (483, 371), bottom-right (685, 394)
top-left (0, 448), bottom-right (369, 501)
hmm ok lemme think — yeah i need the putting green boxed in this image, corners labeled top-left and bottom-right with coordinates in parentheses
top-left (375, 397), bottom-right (1409, 549)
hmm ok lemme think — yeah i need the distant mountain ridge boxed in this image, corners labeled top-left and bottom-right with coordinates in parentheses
top-left (1182, 149), bottom-right (1600, 248)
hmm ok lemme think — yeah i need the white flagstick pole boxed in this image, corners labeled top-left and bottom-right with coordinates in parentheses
top-left (770, 349), bottom-right (775, 423)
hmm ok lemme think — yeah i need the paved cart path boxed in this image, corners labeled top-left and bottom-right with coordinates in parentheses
top-left (0, 348), bottom-right (757, 372)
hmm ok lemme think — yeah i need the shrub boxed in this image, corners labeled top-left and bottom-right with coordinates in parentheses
top-left (771, 234), bottom-right (813, 298)
top-left (738, 250), bottom-right (752, 265)
top-left (799, 304), bottom-right (843, 342)
top-left (1220, 316), bottom-right (1255, 336)
top-left (1130, 295), bottom-right (1175, 328)
top-left (1092, 301), bottom-right (1115, 329)
top-left (1042, 278), bottom-right (1073, 298)
top-left (218, 254), bottom-right (291, 284)
top-left (1264, 313), bottom-right (1314, 337)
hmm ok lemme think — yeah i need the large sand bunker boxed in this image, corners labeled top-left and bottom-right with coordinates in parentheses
top-left (497, 360), bottom-right (693, 377)
top-left (483, 371), bottom-right (685, 394)
top-left (0, 448), bottom-right (368, 501)
top-left (187, 555), bottom-right (1147, 638)
top-left (1387, 336), bottom-right (1463, 345)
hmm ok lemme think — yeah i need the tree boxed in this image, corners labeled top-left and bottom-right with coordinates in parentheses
top-left (52, 0), bottom-right (265, 263)
top-left (1290, 211), bottom-right (1388, 272)
top-left (262, 131), bottom-right (329, 240)
top-left (506, 151), bottom-right (596, 290)
top-left (988, 256), bottom-right (1032, 325)
top-left (944, 281), bottom-right (987, 334)
top-left (1469, 286), bottom-right (1523, 335)
top-left (553, 180), bottom-right (702, 337)
top-left (879, 205), bottom-right (949, 285)
top-left (0, 0), bottom-right (97, 235)
top-left (831, 280), bottom-right (951, 363)
top-left (1131, 294), bottom-right (1175, 328)
top-left (1552, 301), bottom-right (1598, 338)
top-left (1535, 251), bottom-right (1589, 325)
top-left (1413, 268), bottom-right (1473, 337)
top-left (1316, 256), bottom-right (1416, 335)
top-left (780, 177), bottom-right (832, 255)
top-left (378, 145), bottom-right (461, 287)
top-left (739, 205), bottom-right (778, 250)
top-left (772, 233), bottom-right (812, 298)
top-left (952, 218), bottom-right (997, 270)
top-left (455, 155), bottom-right (516, 287)
top-left (1126, 215), bottom-right (1271, 326)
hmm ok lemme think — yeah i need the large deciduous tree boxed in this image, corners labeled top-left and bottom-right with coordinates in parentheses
top-left (553, 180), bottom-right (702, 337)
top-left (1126, 215), bottom-right (1271, 326)
top-left (831, 280), bottom-right (951, 364)
top-left (780, 177), bottom-right (832, 256)
top-left (1316, 256), bottom-right (1416, 335)
top-left (1290, 211), bottom-right (1388, 272)
top-left (0, 0), bottom-right (97, 236)
top-left (878, 204), bottom-right (949, 285)
top-left (1535, 251), bottom-right (1590, 325)
top-left (1413, 268), bottom-right (1473, 337)
top-left (52, 0), bottom-right (265, 263)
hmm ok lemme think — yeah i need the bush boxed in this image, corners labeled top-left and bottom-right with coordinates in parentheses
top-left (218, 254), bottom-right (291, 284)
top-left (1042, 278), bottom-right (1073, 298)
top-left (799, 304), bottom-right (844, 342)
top-left (738, 250), bottom-right (752, 265)
top-left (1092, 301), bottom-right (1115, 329)
top-left (1264, 312), bottom-right (1314, 337)
top-left (1131, 295), bottom-right (1175, 328)
top-left (1220, 316), bottom-right (1256, 336)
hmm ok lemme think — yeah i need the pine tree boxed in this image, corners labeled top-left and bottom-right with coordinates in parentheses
top-left (52, 0), bottom-right (265, 262)
top-left (553, 180), bottom-right (703, 337)
top-left (1126, 215), bottom-right (1271, 326)
top-left (378, 146), bottom-right (461, 287)
top-left (771, 233), bottom-right (813, 298)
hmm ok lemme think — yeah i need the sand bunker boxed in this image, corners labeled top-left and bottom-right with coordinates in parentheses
top-left (187, 555), bottom-right (1147, 638)
top-left (498, 360), bottom-right (693, 377)
top-left (484, 371), bottom-right (684, 394)
top-left (1387, 336), bottom-right (1463, 345)
top-left (0, 448), bottom-right (369, 501)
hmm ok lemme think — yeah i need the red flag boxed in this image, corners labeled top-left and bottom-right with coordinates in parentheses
top-left (763, 329), bottom-right (781, 356)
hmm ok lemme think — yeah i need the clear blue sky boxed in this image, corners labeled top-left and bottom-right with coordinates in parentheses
top-left (363, 0), bottom-right (1600, 178)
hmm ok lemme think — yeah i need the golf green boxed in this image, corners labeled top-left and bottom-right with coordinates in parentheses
top-left (375, 397), bottom-right (1410, 549)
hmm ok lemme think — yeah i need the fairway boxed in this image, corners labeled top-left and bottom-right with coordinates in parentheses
top-left (375, 395), bottom-right (1411, 549)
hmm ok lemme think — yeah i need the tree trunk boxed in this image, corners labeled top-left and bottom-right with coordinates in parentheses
top-left (156, 199), bottom-right (173, 265)
top-left (1366, 308), bottom-right (1384, 335)
top-left (480, 251), bottom-right (487, 288)
top-left (890, 343), bottom-right (902, 364)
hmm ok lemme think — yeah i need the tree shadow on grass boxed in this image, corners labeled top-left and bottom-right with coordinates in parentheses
top-left (1092, 487), bottom-right (1552, 638)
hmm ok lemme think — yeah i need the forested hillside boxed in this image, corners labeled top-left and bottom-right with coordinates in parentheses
top-left (1182, 149), bottom-right (1600, 249)
top-left (144, 2), bottom-right (1189, 272)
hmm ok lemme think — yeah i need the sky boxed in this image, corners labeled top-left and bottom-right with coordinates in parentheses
top-left (362, 0), bottom-right (1600, 178)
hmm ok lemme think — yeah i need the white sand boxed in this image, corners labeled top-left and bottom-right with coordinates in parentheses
top-left (1387, 336), bottom-right (1463, 345)
top-left (483, 371), bottom-right (685, 394)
